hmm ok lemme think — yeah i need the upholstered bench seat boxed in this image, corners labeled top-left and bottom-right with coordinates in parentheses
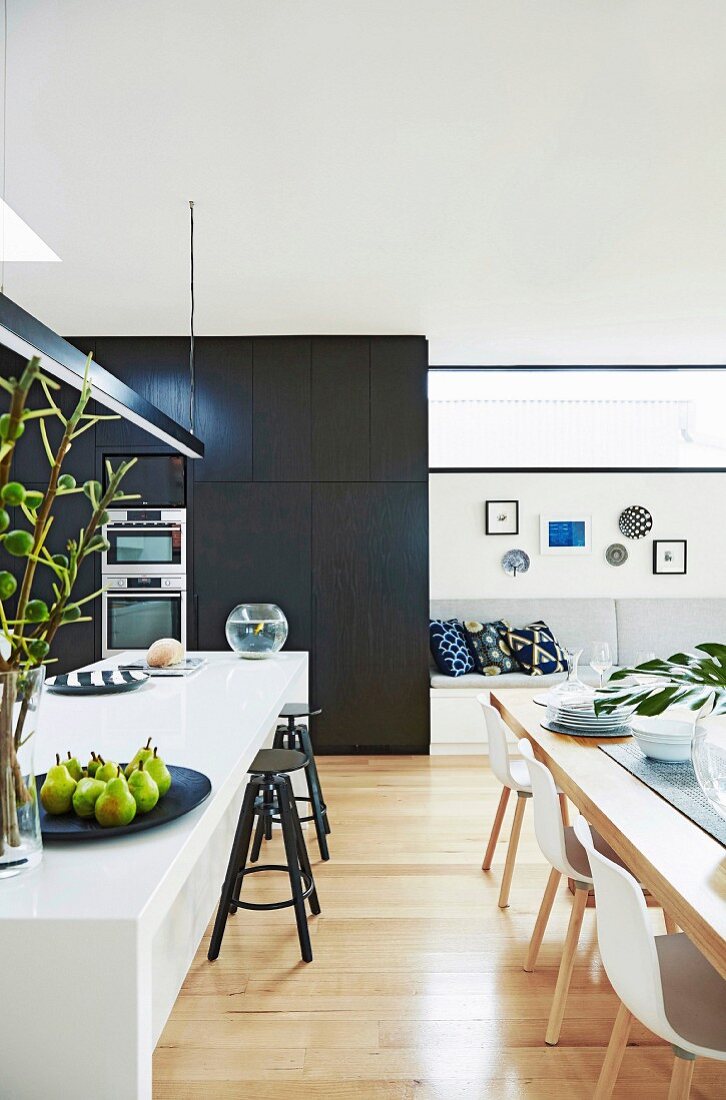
top-left (429, 597), bottom-right (726, 753)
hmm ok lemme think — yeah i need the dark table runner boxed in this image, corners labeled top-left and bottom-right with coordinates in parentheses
top-left (600, 742), bottom-right (726, 848)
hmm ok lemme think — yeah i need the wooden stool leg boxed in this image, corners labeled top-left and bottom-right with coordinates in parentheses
top-left (208, 782), bottom-right (257, 961)
top-left (667, 1052), bottom-right (695, 1100)
top-left (545, 881), bottom-right (588, 1045)
top-left (278, 778), bottom-right (314, 963)
top-left (524, 867), bottom-right (561, 972)
top-left (559, 792), bottom-right (571, 826)
top-left (285, 776), bottom-right (321, 916)
top-left (664, 911), bottom-right (680, 935)
top-left (482, 786), bottom-right (511, 871)
top-left (594, 1001), bottom-right (633, 1099)
top-left (498, 792), bottom-right (527, 908)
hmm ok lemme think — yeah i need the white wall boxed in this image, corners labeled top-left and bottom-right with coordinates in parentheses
top-left (430, 471), bottom-right (726, 599)
top-left (6, 1), bottom-right (726, 364)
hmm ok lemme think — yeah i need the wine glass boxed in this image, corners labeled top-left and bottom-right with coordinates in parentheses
top-left (590, 642), bottom-right (613, 689)
top-left (634, 651), bottom-right (658, 685)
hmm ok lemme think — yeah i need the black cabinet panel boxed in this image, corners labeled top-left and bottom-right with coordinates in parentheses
top-left (312, 338), bottom-right (370, 481)
top-left (16, 483), bottom-right (98, 674)
top-left (195, 338), bottom-right (252, 481)
top-left (195, 482), bottom-right (311, 652)
top-left (312, 482), bottom-right (429, 753)
top-left (93, 337), bottom-right (190, 447)
top-left (252, 338), bottom-right (311, 481)
top-left (0, 344), bottom-right (96, 493)
top-left (370, 337), bottom-right (428, 481)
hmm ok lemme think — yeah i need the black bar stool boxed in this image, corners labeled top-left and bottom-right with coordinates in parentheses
top-left (272, 702), bottom-right (331, 861)
top-left (208, 749), bottom-right (321, 964)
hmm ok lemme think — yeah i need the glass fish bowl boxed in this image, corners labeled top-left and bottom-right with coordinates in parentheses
top-left (225, 603), bottom-right (288, 660)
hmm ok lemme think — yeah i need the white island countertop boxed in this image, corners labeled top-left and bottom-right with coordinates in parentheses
top-left (0, 649), bottom-right (309, 1099)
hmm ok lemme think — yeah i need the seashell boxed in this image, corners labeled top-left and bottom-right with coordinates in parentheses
top-left (147, 638), bottom-right (185, 668)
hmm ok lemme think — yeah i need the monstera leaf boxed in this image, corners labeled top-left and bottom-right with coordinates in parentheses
top-left (594, 645), bottom-right (726, 719)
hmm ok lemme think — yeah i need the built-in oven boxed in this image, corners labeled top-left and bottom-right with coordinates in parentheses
top-left (102, 509), bottom-right (186, 575)
top-left (101, 575), bottom-right (186, 657)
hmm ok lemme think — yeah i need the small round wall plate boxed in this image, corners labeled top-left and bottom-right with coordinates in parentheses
top-left (605, 543), bottom-right (628, 567)
top-left (502, 548), bottom-right (530, 577)
top-left (619, 506), bottom-right (652, 540)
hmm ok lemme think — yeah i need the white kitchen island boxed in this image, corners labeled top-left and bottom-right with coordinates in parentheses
top-left (0, 650), bottom-right (308, 1100)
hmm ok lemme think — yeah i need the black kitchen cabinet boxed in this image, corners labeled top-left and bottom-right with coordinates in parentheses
top-left (370, 336), bottom-right (428, 481)
top-left (93, 337), bottom-right (190, 447)
top-left (252, 337), bottom-right (312, 481)
top-left (194, 481), bottom-right (312, 652)
top-left (312, 337), bottom-right (370, 481)
top-left (312, 481), bottom-right (429, 753)
top-left (194, 337), bottom-right (252, 481)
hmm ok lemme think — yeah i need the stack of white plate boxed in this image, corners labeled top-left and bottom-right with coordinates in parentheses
top-left (545, 695), bottom-right (631, 736)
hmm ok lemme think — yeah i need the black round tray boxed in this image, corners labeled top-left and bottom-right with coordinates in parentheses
top-left (37, 764), bottom-right (211, 840)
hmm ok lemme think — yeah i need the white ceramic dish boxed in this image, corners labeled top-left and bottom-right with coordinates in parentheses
top-left (630, 717), bottom-right (694, 763)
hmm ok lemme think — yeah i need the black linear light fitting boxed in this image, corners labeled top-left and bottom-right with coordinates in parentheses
top-left (0, 292), bottom-right (204, 458)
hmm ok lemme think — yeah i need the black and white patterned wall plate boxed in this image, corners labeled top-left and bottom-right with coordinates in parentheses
top-left (501, 548), bottom-right (530, 577)
top-left (45, 669), bottom-right (150, 695)
top-left (605, 543), bottom-right (628, 567)
top-left (618, 505), bottom-right (653, 540)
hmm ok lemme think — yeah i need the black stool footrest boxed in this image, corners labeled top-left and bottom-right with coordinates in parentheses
top-left (231, 864), bottom-right (315, 911)
top-left (272, 793), bottom-right (328, 826)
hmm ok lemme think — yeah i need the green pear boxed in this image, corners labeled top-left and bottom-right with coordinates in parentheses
top-left (127, 759), bottom-right (159, 814)
top-left (145, 747), bottom-right (172, 798)
top-left (95, 756), bottom-right (122, 784)
top-left (124, 736), bottom-right (154, 778)
top-left (87, 751), bottom-right (101, 777)
top-left (72, 776), bottom-right (106, 818)
top-left (40, 754), bottom-right (77, 814)
top-left (64, 750), bottom-right (84, 782)
top-left (95, 768), bottom-right (137, 828)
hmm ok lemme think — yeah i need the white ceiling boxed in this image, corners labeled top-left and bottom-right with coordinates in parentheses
top-left (5, 0), bottom-right (726, 363)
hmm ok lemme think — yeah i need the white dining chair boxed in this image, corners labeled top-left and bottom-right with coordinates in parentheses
top-left (479, 697), bottom-right (570, 909)
top-left (478, 697), bottom-right (533, 908)
top-left (573, 814), bottom-right (726, 1099)
top-left (517, 737), bottom-right (632, 1046)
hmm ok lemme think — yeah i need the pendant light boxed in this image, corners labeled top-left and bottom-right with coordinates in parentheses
top-left (0, 0), bottom-right (60, 283)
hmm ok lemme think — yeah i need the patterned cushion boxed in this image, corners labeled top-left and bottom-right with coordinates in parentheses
top-left (429, 619), bottom-right (475, 677)
top-left (505, 620), bottom-right (567, 676)
top-left (462, 620), bottom-right (516, 675)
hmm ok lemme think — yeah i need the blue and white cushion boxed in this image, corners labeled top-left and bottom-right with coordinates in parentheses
top-left (462, 620), bottom-right (516, 675)
top-left (429, 619), bottom-right (475, 678)
top-left (505, 620), bottom-right (567, 676)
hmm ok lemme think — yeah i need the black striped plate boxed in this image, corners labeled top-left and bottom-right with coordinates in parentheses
top-left (45, 669), bottom-right (150, 695)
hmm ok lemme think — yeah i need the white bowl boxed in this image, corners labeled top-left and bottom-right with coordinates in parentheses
top-left (630, 717), bottom-right (694, 762)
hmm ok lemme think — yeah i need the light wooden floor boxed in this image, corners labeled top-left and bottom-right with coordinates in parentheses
top-left (153, 756), bottom-right (726, 1099)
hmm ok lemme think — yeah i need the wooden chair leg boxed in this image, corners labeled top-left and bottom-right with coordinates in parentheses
top-left (664, 911), bottom-right (680, 935)
top-left (498, 792), bottom-right (527, 908)
top-left (667, 1053), bottom-right (695, 1100)
top-left (545, 882), bottom-right (588, 1045)
top-left (524, 867), bottom-right (561, 972)
top-left (594, 1001), bottom-right (633, 1099)
top-left (482, 786), bottom-right (511, 871)
top-left (558, 792), bottom-right (571, 826)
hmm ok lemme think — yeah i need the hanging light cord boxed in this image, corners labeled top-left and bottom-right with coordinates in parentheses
top-left (1, 0), bottom-right (7, 295)
top-left (188, 198), bottom-right (195, 432)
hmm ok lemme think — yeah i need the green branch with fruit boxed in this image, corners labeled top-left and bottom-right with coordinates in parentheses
top-left (0, 355), bottom-right (137, 856)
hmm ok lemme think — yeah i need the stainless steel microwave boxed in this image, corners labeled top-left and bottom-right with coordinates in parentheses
top-left (102, 509), bottom-right (186, 575)
top-left (102, 453), bottom-right (186, 508)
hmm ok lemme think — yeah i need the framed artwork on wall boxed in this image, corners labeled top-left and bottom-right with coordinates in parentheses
top-left (653, 539), bottom-right (687, 575)
top-left (539, 514), bottom-right (592, 555)
top-left (485, 499), bottom-right (519, 535)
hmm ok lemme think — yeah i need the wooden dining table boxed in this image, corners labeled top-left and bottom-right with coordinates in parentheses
top-left (491, 688), bottom-right (726, 981)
